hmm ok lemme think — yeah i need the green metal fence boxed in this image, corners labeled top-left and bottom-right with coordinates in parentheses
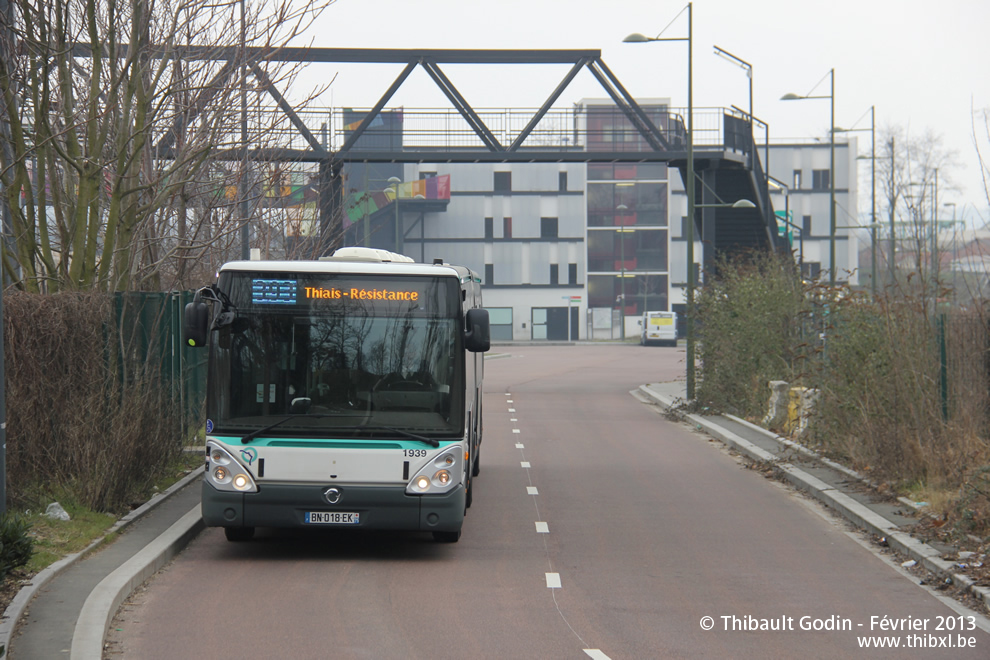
top-left (114, 291), bottom-right (207, 440)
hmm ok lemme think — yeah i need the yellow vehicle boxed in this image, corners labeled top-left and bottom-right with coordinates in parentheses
top-left (640, 311), bottom-right (678, 346)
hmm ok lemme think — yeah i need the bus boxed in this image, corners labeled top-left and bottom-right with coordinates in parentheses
top-left (183, 248), bottom-right (490, 543)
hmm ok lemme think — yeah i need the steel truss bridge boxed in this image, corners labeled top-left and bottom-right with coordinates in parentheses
top-left (144, 46), bottom-right (786, 263)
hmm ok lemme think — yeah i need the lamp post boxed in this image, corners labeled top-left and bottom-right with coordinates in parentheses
top-left (782, 69), bottom-right (836, 287)
top-left (944, 201), bottom-right (957, 265)
top-left (239, 0), bottom-right (250, 260)
top-left (713, 45), bottom-right (751, 121)
top-left (387, 175), bottom-right (401, 254)
top-left (769, 177), bottom-right (801, 268)
top-left (624, 1), bottom-right (695, 397)
top-left (932, 168), bottom-right (938, 278)
top-left (834, 105), bottom-right (876, 295)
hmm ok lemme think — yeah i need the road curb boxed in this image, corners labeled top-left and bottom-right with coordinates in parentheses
top-left (70, 507), bottom-right (204, 660)
top-left (638, 384), bottom-right (990, 610)
top-left (0, 466), bottom-right (204, 656)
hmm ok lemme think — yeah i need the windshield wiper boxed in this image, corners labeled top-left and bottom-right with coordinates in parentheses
top-left (239, 418), bottom-right (439, 447)
top-left (240, 414), bottom-right (334, 444)
top-left (352, 425), bottom-right (440, 448)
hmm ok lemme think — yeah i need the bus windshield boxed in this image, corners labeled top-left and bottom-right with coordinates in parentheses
top-left (207, 272), bottom-right (464, 437)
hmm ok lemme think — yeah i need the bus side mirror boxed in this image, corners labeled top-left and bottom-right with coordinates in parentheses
top-left (464, 308), bottom-right (490, 353)
top-left (184, 301), bottom-right (209, 348)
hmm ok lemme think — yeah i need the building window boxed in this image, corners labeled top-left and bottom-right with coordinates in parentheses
top-left (568, 263), bottom-right (578, 285)
top-left (802, 262), bottom-right (821, 280)
top-left (550, 264), bottom-right (559, 284)
top-left (503, 217), bottom-right (512, 239)
top-left (558, 171), bottom-right (568, 192)
top-left (484, 217), bottom-right (494, 240)
top-left (420, 170), bottom-right (437, 179)
top-left (793, 169), bottom-right (802, 190)
top-left (485, 263), bottom-right (494, 284)
top-left (488, 307), bottom-right (513, 341)
top-left (812, 169), bottom-right (830, 190)
top-left (541, 217), bottom-right (558, 238)
top-left (802, 215), bottom-right (812, 236)
top-left (681, 215), bottom-right (694, 238)
top-left (494, 171), bottom-right (511, 193)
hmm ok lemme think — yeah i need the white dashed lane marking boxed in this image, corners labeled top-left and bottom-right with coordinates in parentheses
top-left (507, 391), bottom-right (610, 658)
top-left (584, 650), bottom-right (612, 659)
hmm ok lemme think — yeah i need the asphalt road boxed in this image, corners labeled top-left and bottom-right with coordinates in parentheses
top-left (107, 344), bottom-right (990, 659)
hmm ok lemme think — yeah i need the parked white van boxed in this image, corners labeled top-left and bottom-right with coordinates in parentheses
top-left (640, 311), bottom-right (678, 346)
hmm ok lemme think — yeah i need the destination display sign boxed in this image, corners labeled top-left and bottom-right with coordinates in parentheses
top-left (303, 286), bottom-right (419, 302)
top-left (232, 273), bottom-right (457, 317)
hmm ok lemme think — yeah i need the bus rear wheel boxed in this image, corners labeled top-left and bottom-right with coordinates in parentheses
top-left (433, 529), bottom-right (461, 543)
top-left (224, 526), bottom-right (255, 542)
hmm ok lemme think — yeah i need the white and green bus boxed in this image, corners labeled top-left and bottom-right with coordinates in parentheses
top-left (184, 248), bottom-right (490, 543)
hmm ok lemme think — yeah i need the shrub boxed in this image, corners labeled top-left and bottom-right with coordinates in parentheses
top-left (3, 291), bottom-right (183, 513)
top-left (695, 255), bottom-right (990, 504)
top-left (695, 251), bottom-right (806, 417)
top-left (0, 514), bottom-right (33, 581)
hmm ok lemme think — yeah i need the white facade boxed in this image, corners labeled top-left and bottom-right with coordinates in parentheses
top-left (379, 126), bottom-right (858, 341)
top-left (765, 138), bottom-right (860, 285)
top-left (404, 162), bottom-right (588, 341)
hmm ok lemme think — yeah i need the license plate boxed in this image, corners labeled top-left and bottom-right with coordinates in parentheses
top-left (305, 511), bottom-right (359, 524)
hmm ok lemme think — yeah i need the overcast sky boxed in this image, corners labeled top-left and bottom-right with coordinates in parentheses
top-left (295, 0), bottom-right (990, 224)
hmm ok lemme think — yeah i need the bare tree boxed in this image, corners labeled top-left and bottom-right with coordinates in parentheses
top-left (875, 124), bottom-right (958, 309)
top-left (0, 0), bottom-right (336, 293)
top-left (974, 100), bottom-right (990, 213)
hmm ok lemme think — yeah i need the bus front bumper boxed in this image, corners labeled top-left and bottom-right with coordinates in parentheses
top-left (201, 480), bottom-right (465, 532)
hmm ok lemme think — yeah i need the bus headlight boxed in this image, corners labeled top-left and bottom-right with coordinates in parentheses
top-left (206, 440), bottom-right (258, 493)
top-left (406, 449), bottom-right (461, 495)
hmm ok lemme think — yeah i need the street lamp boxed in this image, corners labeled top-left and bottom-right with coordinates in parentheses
top-left (713, 45), bottom-right (771, 228)
top-left (944, 202), bottom-right (958, 263)
top-left (782, 69), bottom-right (836, 287)
top-left (624, 1), bottom-right (696, 397)
top-left (768, 176), bottom-right (800, 261)
top-left (713, 45), bottom-right (752, 125)
top-left (698, 199), bottom-right (756, 210)
top-left (835, 105), bottom-right (876, 295)
top-left (387, 175), bottom-right (401, 254)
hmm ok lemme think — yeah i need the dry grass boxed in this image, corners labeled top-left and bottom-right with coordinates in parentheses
top-left (4, 291), bottom-right (185, 513)
top-left (696, 259), bottom-right (990, 541)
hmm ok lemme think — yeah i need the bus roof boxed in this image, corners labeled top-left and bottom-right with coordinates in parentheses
top-left (218, 260), bottom-right (466, 279)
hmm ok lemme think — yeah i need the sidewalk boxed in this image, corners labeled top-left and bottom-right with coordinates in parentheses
top-left (639, 381), bottom-right (990, 615)
top-left (0, 469), bottom-right (204, 660)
